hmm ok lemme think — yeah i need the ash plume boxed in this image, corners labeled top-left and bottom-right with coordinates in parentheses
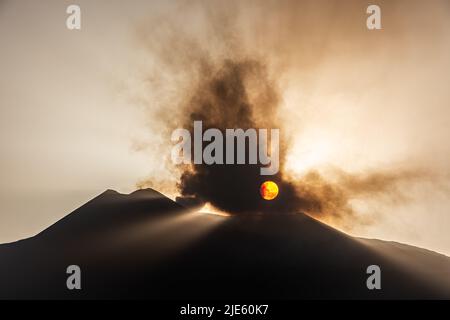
top-left (139, 47), bottom-right (429, 220)
top-left (174, 58), bottom-right (298, 214)
top-left (133, 0), bottom-right (450, 227)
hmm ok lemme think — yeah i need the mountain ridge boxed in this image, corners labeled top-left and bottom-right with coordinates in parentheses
top-left (0, 188), bottom-right (449, 299)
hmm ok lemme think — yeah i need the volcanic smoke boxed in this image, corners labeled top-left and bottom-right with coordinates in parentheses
top-left (134, 1), bottom-right (441, 228)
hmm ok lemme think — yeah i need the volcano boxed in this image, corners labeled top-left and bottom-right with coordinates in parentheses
top-left (0, 188), bottom-right (449, 299)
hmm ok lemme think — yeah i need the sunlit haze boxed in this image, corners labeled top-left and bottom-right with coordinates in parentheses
top-left (1, 0), bottom-right (450, 256)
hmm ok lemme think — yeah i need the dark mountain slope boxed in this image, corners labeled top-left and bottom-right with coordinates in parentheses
top-left (0, 189), bottom-right (449, 299)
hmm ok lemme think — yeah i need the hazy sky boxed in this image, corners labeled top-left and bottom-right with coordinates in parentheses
top-left (1, 0), bottom-right (450, 255)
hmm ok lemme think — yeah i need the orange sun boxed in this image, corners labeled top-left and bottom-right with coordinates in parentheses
top-left (260, 181), bottom-right (279, 200)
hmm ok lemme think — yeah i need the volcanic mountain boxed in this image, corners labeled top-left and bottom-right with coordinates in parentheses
top-left (0, 188), bottom-right (449, 299)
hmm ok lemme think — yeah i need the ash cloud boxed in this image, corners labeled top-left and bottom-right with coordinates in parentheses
top-left (133, 0), bottom-right (450, 227)
top-left (173, 58), bottom-right (298, 214)
top-left (157, 56), bottom-right (431, 219)
top-left (290, 168), bottom-right (437, 227)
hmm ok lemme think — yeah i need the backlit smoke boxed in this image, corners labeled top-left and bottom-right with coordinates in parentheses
top-left (134, 0), bottom-right (449, 227)
top-left (173, 58), bottom-right (300, 214)
top-left (138, 46), bottom-right (428, 221)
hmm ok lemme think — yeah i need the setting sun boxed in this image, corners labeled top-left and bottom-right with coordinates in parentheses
top-left (260, 181), bottom-right (279, 200)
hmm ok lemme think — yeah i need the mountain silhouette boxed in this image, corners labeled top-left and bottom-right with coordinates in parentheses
top-left (0, 188), bottom-right (449, 299)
